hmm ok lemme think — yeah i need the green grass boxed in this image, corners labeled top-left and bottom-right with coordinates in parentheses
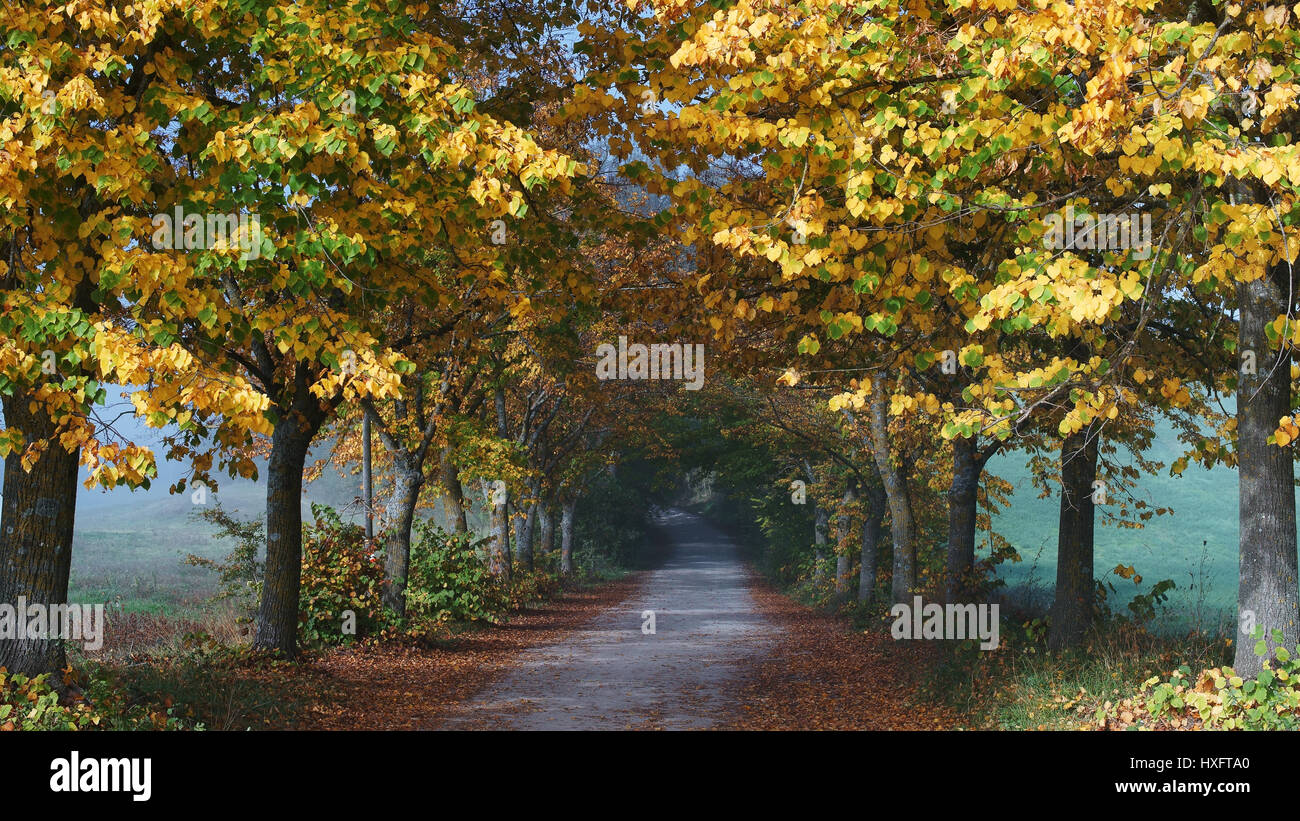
top-left (918, 619), bottom-right (1233, 729)
top-left (64, 464), bottom-right (496, 617)
top-left (65, 452), bottom-right (402, 615)
top-left (980, 416), bottom-right (1290, 635)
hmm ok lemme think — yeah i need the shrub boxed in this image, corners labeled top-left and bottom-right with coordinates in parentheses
top-left (187, 504), bottom-right (390, 646)
top-left (406, 521), bottom-right (504, 624)
top-left (1094, 563), bottom-right (1176, 629)
top-left (188, 504), bottom-right (577, 646)
top-left (1097, 629), bottom-right (1300, 730)
top-left (298, 504), bottom-right (392, 646)
top-left (0, 667), bottom-right (198, 731)
top-left (504, 568), bottom-right (562, 611)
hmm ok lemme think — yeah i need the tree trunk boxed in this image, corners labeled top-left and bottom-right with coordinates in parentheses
top-left (382, 463), bottom-right (422, 619)
top-left (515, 479), bottom-right (540, 572)
top-left (559, 499), bottom-right (576, 575)
top-left (438, 446), bottom-right (468, 534)
top-left (1235, 270), bottom-right (1300, 676)
top-left (0, 391), bottom-right (80, 679)
top-left (812, 503), bottom-right (829, 587)
top-left (834, 483), bottom-right (856, 601)
top-left (1047, 426), bottom-right (1099, 652)
top-left (868, 374), bottom-right (916, 604)
top-left (488, 484), bottom-right (512, 581)
top-left (514, 502), bottom-right (536, 572)
top-left (538, 503), bottom-right (556, 556)
top-left (858, 483), bottom-right (886, 604)
top-left (946, 436), bottom-right (980, 603)
top-left (253, 418), bottom-right (315, 658)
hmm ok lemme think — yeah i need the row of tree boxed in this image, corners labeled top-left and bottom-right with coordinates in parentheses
top-left (567, 0), bottom-right (1300, 676)
top-left (0, 0), bottom-right (675, 675)
top-left (5, 0), bottom-right (1300, 684)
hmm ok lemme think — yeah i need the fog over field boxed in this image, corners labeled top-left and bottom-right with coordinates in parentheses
top-left (2, 400), bottom-right (363, 613)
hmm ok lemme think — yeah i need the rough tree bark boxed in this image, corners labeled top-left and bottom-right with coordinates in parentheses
top-left (1047, 426), bottom-right (1099, 652)
top-left (812, 503), bottom-right (829, 587)
top-left (1235, 268), bottom-right (1300, 676)
top-left (382, 463), bottom-right (423, 619)
top-left (868, 374), bottom-right (916, 604)
top-left (858, 482), bottom-right (886, 605)
top-left (0, 390), bottom-right (80, 679)
top-left (538, 502), bottom-right (556, 556)
top-left (488, 485), bottom-right (512, 581)
top-left (946, 436), bottom-right (982, 603)
top-left (253, 407), bottom-right (320, 658)
top-left (835, 482), bottom-right (856, 601)
top-left (559, 499), bottom-right (576, 575)
top-left (364, 370), bottom-right (456, 620)
top-left (514, 478), bottom-right (541, 572)
top-left (438, 445), bottom-right (468, 534)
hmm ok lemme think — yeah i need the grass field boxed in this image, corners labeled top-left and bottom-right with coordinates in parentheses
top-left (981, 416), bottom-right (1288, 635)
top-left (56, 438), bottom-right (490, 617)
top-left (64, 446), bottom-right (368, 615)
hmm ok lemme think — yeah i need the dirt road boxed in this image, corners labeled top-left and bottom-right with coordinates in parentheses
top-left (437, 509), bottom-right (779, 729)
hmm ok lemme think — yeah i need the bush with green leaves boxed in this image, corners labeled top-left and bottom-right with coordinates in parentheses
top-left (1117, 629), bottom-right (1300, 730)
top-left (298, 504), bottom-right (393, 646)
top-left (0, 668), bottom-right (198, 731)
top-left (744, 490), bottom-right (815, 588)
top-left (406, 521), bottom-right (504, 624)
top-left (502, 568), bottom-right (562, 611)
top-left (186, 504), bottom-right (392, 647)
